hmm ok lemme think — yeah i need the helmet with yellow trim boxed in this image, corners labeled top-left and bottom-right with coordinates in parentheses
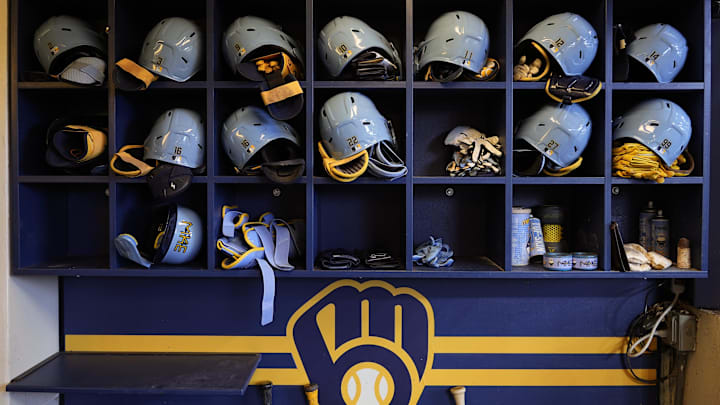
top-left (318, 16), bottom-right (401, 80)
top-left (415, 11), bottom-right (494, 81)
top-left (514, 103), bottom-right (592, 176)
top-left (45, 116), bottom-right (108, 173)
top-left (114, 204), bottom-right (203, 267)
top-left (613, 98), bottom-right (691, 167)
top-left (221, 106), bottom-right (305, 183)
top-left (318, 92), bottom-right (406, 182)
top-left (516, 12), bottom-right (598, 80)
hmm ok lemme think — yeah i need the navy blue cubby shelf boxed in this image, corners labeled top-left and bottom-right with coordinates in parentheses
top-left (9, 0), bottom-right (712, 279)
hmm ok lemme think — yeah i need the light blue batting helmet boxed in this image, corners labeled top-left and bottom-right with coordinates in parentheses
top-left (627, 23), bottom-right (687, 83)
top-left (138, 17), bottom-right (204, 82)
top-left (415, 11), bottom-right (490, 74)
top-left (33, 15), bottom-right (106, 75)
top-left (144, 108), bottom-right (205, 169)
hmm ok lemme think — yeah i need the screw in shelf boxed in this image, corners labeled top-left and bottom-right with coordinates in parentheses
top-left (272, 188), bottom-right (282, 197)
top-left (611, 186), bottom-right (620, 196)
top-left (445, 187), bottom-right (455, 197)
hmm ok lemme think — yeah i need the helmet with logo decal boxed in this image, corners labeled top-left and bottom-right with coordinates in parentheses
top-left (626, 23), bottom-right (687, 83)
top-left (223, 16), bottom-right (304, 77)
top-left (613, 98), bottom-right (691, 167)
top-left (33, 15), bottom-right (107, 85)
top-left (516, 12), bottom-right (598, 79)
top-left (114, 204), bottom-right (203, 267)
top-left (415, 11), bottom-right (490, 81)
top-left (221, 105), bottom-right (305, 183)
top-left (515, 103), bottom-right (592, 173)
top-left (318, 92), bottom-right (406, 182)
top-left (144, 108), bottom-right (205, 169)
top-left (137, 17), bottom-right (204, 82)
top-left (318, 16), bottom-right (401, 80)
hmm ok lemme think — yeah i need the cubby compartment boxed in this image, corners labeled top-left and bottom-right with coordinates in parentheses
top-left (314, 184), bottom-right (405, 270)
top-left (613, 0), bottom-right (704, 83)
top-left (314, 0), bottom-right (405, 81)
top-left (14, 0), bottom-right (108, 81)
top-left (513, 0), bottom-right (605, 80)
top-left (611, 184), bottom-right (702, 271)
top-left (313, 88), bottom-right (406, 179)
top-left (213, 183), bottom-right (307, 271)
top-left (413, 0), bottom-right (506, 81)
top-left (214, 89), bottom-right (306, 177)
top-left (512, 184), bottom-right (604, 271)
top-left (413, 184), bottom-right (505, 271)
top-left (513, 91), bottom-right (605, 177)
top-left (414, 89), bottom-right (506, 177)
top-left (115, 0), bottom-right (207, 82)
top-left (17, 183), bottom-right (109, 269)
top-left (17, 89), bottom-right (108, 176)
top-left (611, 90), bottom-right (703, 177)
top-left (115, 183), bottom-right (208, 270)
top-left (213, 0), bottom-right (307, 82)
top-left (115, 89), bottom-right (207, 176)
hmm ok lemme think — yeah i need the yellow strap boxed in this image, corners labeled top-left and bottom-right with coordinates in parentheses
top-left (260, 80), bottom-right (303, 106)
top-left (317, 142), bottom-right (369, 182)
top-left (116, 58), bottom-right (158, 89)
top-left (612, 142), bottom-right (691, 184)
top-left (65, 125), bottom-right (107, 162)
top-left (543, 157), bottom-right (583, 176)
top-left (110, 145), bottom-right (154, 178)
top-left (517, 42), bottom-right (550, 81)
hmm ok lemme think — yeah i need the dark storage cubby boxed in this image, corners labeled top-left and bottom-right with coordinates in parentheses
top-left (115, 89), bottom-right (208, 176)
top-left (413, 184), bottom-right (505, 271)
top-left (313, 0), bottom-right (405, 81)
top-left (414, 89), bottom-right (506, 177)
top-left (18, 183), bottom-right (109, 269)
top-left (9, 0), bottom-right (712, 279)
top-left (213, 183), bottom-right (307, 270)
top-left (17, 89), bottom-right (108, 176)
top-left (314, 185), bottom-right (405, 270)
top-left (513, 184), bottom-right (604, 271)
top-left (212, 0), bottom-right (307, 82)
top-left (611, 90), bottom-right (704, 176)
top-left (513, 90), bottom-right (605, 177)
top-left (513, 0), bottom-right (605, 81)
top-left (313, 88), bottom-right (406, 178)
top-left (214, 89), bottom-right (306, 177)
top-left (114, 0), bottom-right (207, 82)
top-left (613, 0), bottom-right (704, 83)
top-left (412, 0), bottom-right (507, 81)
top-left (115, 183), bottom-right (208, 270)
top-left (15, 0), bottom-right (108, 80)
top-left (611, 184), bottom-right (703, 271)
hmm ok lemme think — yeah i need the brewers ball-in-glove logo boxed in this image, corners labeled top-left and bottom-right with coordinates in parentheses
top-left (287, 280), bottom-right (434, 405)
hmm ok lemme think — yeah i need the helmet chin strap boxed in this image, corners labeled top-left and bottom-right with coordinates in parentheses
top-left (261, 159), bottom-right (306, 184)
top-left (348, 50), bottom-right (400, 80)
top-left (424, 62), bottom-right (464, 82)
top-left (318, 141), bottom-right (370, 182)
top-left (543, 157), bottom-right (583, 176)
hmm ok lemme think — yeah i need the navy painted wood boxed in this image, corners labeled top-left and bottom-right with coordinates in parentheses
top-left (7, 352), bottom-right (261, 395)
top-left (8, 0), bottom-right (712, 277)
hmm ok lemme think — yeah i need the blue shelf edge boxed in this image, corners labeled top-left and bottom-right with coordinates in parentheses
top-left (313, 81), bottom-right (406, 89)
top-left (413, 81), bottom-right (505, 90)
top-left (512, 177), bottom-right (605, 185)
top-left (612, 82), bottom-right (704, 91)
top-left (13, 268), bottom-right (708, 279)
top-left (313, 176), bottom-right (408, 185)
top-left (414, 176), bottom-right (505, 184)
top-left (611, 177), bottom-right (704, 185)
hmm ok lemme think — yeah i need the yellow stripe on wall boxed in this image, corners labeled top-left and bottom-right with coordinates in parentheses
top-left (66, 335), bottom-right (648, 355)
top-left (424, 368), bottom-right (656, 387)
top-left (65, 334), bottom-right (293, 353)
top-left (250, 369), bottom-right (309, 386)
top-left (432, 336), bottom-right (635, 354)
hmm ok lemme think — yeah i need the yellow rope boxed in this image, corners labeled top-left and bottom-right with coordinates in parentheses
top-left (612, 142), bottom-right (688, 184)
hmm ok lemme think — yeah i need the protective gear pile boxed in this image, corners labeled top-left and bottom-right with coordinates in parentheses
top-left (216, 207), bottom-right (304, 325)
top-left (45, 117), bottom-right (107, 173)
top-left (413, 236), bottom-right (454, 268)
top-left (612, 143), bottom-right (692, 183)
top-left (444, 126), bottom-right (503, 176)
